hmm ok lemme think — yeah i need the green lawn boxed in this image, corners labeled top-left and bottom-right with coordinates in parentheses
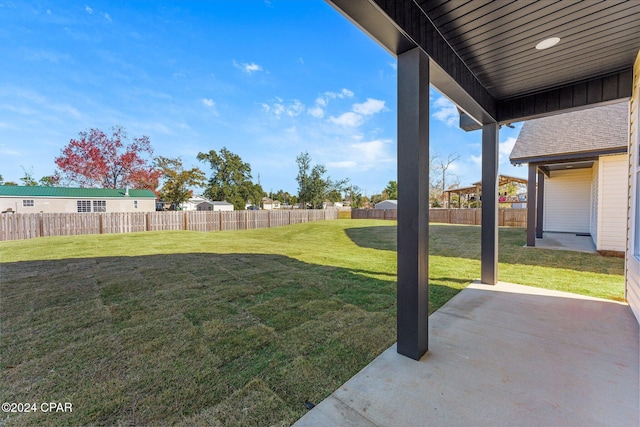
top-left (0, 220), bottom-right (624, 426)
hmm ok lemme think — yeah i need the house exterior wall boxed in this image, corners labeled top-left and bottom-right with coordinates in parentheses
top-left (626, 50), bottom-right (640, 324)
top-left (597, 154), bottom-right (627, 252)
top-left (590, 161), bottom-right (599, 245)
top-left (543, 168), bottom-right (592, 233)
top-left (196, 202), bottom-right (234, 212)
top-left (0, 196), bottom-right (155, 213)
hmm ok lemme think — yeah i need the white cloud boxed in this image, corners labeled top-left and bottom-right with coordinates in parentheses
top-left (499, 137), bottom-right (516, 164)
top-left (352, 98), bottom-right (385, 115)
top-left (262, 98), bottom-right (305, 118)
top-left (328, 139), bottom-right (394, 171)
top-left (308, 106), bottom-right (324, 118)
top-left (46, 9), bottom-right (52, 15)
top-left (102, 12), bottom-right (111, 22)
top-left (470, 154), bottom-right (482, 167)
top-left (85, 5), bottom-right (93, 14)
top-left (312, 88), bottom-right (353, 111)
top-left (201, 98), bottom-right (219, 116)
top-left (327, 96), bottom-right (386, 127)
top-left (432, 96), bottom-right (458, 127)
top-left (327, 160), bottom-right (357, 169)
top-left (233, 60), bottom-right (263, 74)
top-left (388, 61), bottom-right (397, 70)
top-left (329, 112), bottom-right (362, 127)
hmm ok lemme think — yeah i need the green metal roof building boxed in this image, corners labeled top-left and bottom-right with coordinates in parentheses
top-left (0, 186), bottom-right (156, 213)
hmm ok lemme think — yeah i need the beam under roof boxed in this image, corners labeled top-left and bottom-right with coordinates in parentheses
top-left (327, 0), bottom-right (635, 125)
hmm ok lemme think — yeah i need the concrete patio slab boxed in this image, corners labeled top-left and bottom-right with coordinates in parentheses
top-left (532, 232), bottom-right (597, 253)
top-left (295, 281), bottom-right (639, 427)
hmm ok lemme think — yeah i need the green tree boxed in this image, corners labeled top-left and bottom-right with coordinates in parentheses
top-left (295, 152), bottom-right (348, 209)
top-left (197, 147), bottom-right (264, 210)
top-left (269, 189), bottom-right (294, 205)
top-left (39, 173), bottom-right (61, 187)
top-left (345, 185), bottom-right (366, 208)
top-left (155, 156), bottom-right (206, 209)
top-left (370, 193), bottom-right (385, 205)
top-left (20, 167), bottom-right (37, 186)
top-left (384, 180), bottom-right (398, 200)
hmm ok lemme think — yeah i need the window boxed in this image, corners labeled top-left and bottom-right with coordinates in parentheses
top-left (92, 200), bottom-right (106, 212)
top-left (22, 200), bottom-right (34, 207)
top-left (77, 200), bottom-right (91, 212)
top-left (134, 200), bottom-right (138, 209)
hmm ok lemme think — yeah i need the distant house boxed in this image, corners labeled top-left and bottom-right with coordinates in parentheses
top-left (180, 195), bottom-right (210, 211)
top-left (196, 201), bottom-right (234, 211)
top-left (0, 186), bottom-right (156, 213)
top-left (375, 200), bottom-right (398, 210)
top-left (261, 197), bottom-right (281, 210)
top-left (510, 101), bottom-right (628, 253)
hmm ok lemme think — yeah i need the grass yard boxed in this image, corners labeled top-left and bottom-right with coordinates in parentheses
top-left (0, 220), bottom-right (624, 426)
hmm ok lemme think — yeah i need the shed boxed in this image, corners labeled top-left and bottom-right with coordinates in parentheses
top-left (196, 201), bottom-right (234, 212)
top-left (375, 200), bottom-right (397, 210)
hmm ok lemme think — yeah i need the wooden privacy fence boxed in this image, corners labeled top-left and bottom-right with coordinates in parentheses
top-left (351, 208), bottom-right (527, 228)
top-left (0, 209), bottom-right (338, 241)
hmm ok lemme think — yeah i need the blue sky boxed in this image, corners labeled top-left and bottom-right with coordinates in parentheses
top-left (0, 0), bottom-right (526, 196)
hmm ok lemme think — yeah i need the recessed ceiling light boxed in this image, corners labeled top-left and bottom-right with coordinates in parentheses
top-left (536, 37), bottom-right (560, 50)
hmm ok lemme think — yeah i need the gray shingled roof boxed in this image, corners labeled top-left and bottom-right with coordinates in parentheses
top-left (510, 101), bottom-right (628, 164)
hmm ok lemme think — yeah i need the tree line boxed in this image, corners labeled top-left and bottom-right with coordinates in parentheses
top-left (1, 126), bottom-right (400, 211)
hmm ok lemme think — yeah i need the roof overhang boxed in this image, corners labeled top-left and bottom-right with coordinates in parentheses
top-left (326, 0), bottom-right (639, 126)
top-left (511, 146), bottom-right (627, 165)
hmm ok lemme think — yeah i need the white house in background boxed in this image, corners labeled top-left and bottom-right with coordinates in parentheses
top-left (375, 200), bottom-right (398, 210)
top-left (510, 101), bottom-right (628, 254)
top-left (261, 197), bottom-right (281, 210)
top-left (0, 186), bottom-right (156, 213)
top-left (180, 195), bottom-right (210, 211)
top-left (196, 201), bottom-right (234, 211)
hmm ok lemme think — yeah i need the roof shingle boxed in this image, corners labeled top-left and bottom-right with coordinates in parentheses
top-left (510, 102), bottom-right (628, 164)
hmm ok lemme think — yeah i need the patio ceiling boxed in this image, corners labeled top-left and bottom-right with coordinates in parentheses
top-left (327, 0), bottom-right (640, 125)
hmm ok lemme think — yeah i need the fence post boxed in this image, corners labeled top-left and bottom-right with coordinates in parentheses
top-left (220, 211), bottom-right (223, 231)
top-left (39, 214), bottom-right (44, 237)
top-left (183, 212), bottom-right (188, 230)
top-left (289, 210), bottom-right (292, 225)
top-left (268, 210), bottom-right (271, 228)
top-left (99, 214), bottom-right (104, 234)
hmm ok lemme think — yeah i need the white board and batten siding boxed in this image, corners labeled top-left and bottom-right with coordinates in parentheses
top-left (543, 168), bottom-right (592, 234)
top-left (626, 51), bottom-right (640, 324)
top-left (597, 154), bottom-right (627, 252)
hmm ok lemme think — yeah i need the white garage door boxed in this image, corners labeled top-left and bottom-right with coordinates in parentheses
top-left (543, 168), bottom-right (592, 233)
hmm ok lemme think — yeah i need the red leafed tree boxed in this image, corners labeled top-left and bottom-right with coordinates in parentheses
top-left (55, 126), bottom-right (161, 190)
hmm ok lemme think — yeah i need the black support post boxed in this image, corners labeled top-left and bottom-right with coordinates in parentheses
top-left (396, 48), bottom-right (429, 361)
top-left (536, 170), bottom-right (545, 238)
top-left (481, 122), bottom-right (499, 285)
top-left (527, 164), bottom-right (537, 246)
